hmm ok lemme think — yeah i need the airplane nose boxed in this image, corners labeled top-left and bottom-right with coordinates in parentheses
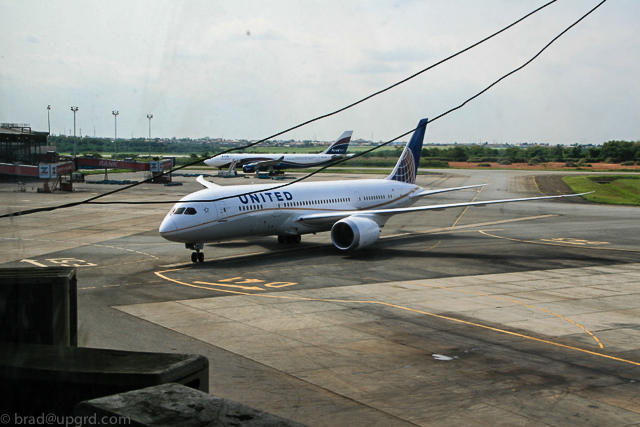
top-left (159, 217), bottom-right (177, 234)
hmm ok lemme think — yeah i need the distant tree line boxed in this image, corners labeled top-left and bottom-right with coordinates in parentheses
top-left (416, 141), bottom-right (640, 164)
top-left (49, 136), bottom-right (224, 158)
top-left (50, 136), bottom-right (639, 165)
top-left (354, 140), bottom-right (639, 165)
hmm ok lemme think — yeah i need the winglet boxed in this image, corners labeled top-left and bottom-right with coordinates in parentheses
top-left (387, 118), bottom-right (428, 184)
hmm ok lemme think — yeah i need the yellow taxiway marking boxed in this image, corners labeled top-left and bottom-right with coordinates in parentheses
top-left (540, 237), bottom-right (609, 246)
top-left (194, 281), bottom-right (263, 291)
top-left (416, 282), bottom-right (604, 349)
top-left (421, 240), bottom-right (442, 252)
top-left (533, 176), bottom-right (544, 195)
top-left (452, 176), bottom-right (490, 228)
top-left (192, 278), bottom-right (298, 290)
top-left (20, 259), bottom-right (48, 268)
top-left (154, 270), bottom-right (640, 367)
top-left (478, 230), bottom-right (640, 253)
top-left (383, 214), bottom-right (557, 240)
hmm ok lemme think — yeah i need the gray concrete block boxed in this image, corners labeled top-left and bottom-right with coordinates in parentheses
top-left (0, 343), bottom-right (208, 415)
top-left (74, 383), bottom-right (308, 427)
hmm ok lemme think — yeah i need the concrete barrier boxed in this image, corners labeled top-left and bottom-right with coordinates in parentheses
top-left (0, 267), bottom-right (77, 346)
top-left (74, 383), bottom-right (307, 427)
top-left (0, 344), bottom-right (208, 416)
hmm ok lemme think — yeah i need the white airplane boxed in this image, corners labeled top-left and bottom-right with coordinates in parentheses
top-left (204, 131), bottom-right (353, 173)
top-left (160, 118), bottom-right (588, 263)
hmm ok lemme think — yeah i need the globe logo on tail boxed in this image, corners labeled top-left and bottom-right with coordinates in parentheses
top-left (389, 148), bottom-right (416, 184)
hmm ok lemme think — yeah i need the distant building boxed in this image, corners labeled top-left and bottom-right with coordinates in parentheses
top-left (0, 123), bottom-right (51, 165)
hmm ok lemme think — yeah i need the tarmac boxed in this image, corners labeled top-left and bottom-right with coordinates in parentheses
top-left (1, 168), bottom-right (640, 426)
top-left (117, 263), bottom-right (640, 426)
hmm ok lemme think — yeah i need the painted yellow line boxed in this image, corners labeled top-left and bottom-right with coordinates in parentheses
top-left (153, 270), bottom-right (640, 366)
top-left (532, 176), bottom-right (543, 195)
top-left (420, 240), bottom-right (442, 252)
top-left (383, 215), bottom-right (557, 241)
top-left (452, 176), bottom-right (490, 228)
top-left (380, 214), bottom-right (558, 240)
top-left (417, 282), bottom-right (604, 349)
top-left (194, 281), bottom-right (263, 291)
top-left (478, 230), bottom-right (640, 253)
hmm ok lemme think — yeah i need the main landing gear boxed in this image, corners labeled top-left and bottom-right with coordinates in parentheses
top-left (278, 234), bottom-right (301, 244)
top-left (186, 243), bottom-right (205, 263)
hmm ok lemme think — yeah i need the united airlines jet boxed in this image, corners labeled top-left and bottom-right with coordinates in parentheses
top-left (204, 131), bottom-right (353, 173)
top-left (160, 118), bottom-right (588, 262)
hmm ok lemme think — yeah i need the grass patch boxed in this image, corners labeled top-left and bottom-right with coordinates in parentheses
top-left (562, 175), bottom-right (640, 206)
top-left (421, 160), bottom-right (450, 168)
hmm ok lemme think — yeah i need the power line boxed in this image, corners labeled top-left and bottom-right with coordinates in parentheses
top-left (85, 0), bottom-right (608, 206)
top-left (2, 0), bottom-right (606, 217)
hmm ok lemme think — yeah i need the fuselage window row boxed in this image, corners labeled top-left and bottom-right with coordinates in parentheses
top-left (239, 205), bottom-right (264, 211)
top-left (281, 197), bottom-right (351, 208)
top-left (176, 194), bottom-right (388, 216)
top-left (236, 198), bottom-right (360, 210)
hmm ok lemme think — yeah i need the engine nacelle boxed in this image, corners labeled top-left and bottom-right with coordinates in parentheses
top-left (330, 216), bottom-right (381, 251)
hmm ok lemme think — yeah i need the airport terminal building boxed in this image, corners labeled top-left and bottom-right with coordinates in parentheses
top-left (0, 123), bottom-right (51, 166)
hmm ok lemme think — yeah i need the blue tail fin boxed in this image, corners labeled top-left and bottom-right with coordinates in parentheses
top-left (387, 118), bottom-right (428, 184)
top-left (322, 131), bottom-right (352, 155)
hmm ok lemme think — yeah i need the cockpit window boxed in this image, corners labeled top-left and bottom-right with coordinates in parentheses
top-left (174, 207), bottom-right (185, 215)
top-left (184, 207), bottom-right (197, 215)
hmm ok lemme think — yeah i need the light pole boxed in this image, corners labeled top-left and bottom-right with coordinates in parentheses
top-left (71, 106), bottom-right (78, 157)
top-left (47, 105), bottom-right (51, 144)
top-left (112, 110), bottom-right (119, 160)
top-left (147, 114), bottom-right (153, 159)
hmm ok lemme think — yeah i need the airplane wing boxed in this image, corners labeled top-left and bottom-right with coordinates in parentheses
top-left (409, 184), bottom-right (486, 198)
top-left (297, 192), bottom-right (592, 227)
top-left (196, 175), bottom-right (219, 189)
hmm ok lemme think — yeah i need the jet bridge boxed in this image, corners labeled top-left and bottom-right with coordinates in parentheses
top-left (76, 157), bottom-right (174, 183)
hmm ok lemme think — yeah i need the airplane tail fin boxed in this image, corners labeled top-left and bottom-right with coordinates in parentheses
top-left (386, 118), bottom-right (428, 184)
top-left (322, 131), bottom-right (353, 155)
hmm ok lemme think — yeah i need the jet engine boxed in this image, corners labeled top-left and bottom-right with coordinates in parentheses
top-left (242, 164), bottom-right (258, 173)
top-left (330, 216), bottom-right (381, 251)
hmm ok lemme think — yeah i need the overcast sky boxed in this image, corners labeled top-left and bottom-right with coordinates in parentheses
top-left (1, 0), bottom-right (638, 145)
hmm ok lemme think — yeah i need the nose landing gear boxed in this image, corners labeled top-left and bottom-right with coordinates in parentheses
top-left (186, 243), bottom-right (205, 263)
top-left (190, 251), bottom-right (204, 263)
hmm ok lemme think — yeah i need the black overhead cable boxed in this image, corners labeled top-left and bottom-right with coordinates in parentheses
top-left (85, 0), bottom-right (608, 206)
top-left (1, 0), bottom-right (606, 216)
top-left (0, 0), bottom-right (559, 217)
